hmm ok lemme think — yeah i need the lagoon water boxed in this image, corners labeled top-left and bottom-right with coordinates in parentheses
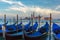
top-left (0, 19), bottom-right (60, 40)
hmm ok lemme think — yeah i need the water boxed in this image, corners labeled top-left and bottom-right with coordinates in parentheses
top-left (0, 19), bottom-right (60, 40)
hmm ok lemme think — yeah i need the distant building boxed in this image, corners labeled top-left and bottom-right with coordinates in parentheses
top-left (44, 17), bottom-right (52, 20)
top-left (24, 16), bottom-right (51, 20)
top-left (24, 17), bottom-right (30, 20)
top-left (41, 16), bottom-right (44, 20)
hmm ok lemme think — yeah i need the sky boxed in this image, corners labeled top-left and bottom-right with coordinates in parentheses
top-left (0, 0), bottom-right (60, 19)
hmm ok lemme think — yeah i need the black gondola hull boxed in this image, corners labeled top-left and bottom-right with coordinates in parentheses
top-left (6, 34), bottom-right (22, 40)
top-left (24, 32), bottom-right (48, 40)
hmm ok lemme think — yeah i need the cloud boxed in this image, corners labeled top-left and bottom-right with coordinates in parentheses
top-left (1, 0), bottom-right (60, 15)
top-left (0, 0), bottom-right (26, 7)
top-left (0, 0), bottom-right (60, 19)
top-left (8, 6), bottom-right (60, 15)
top-left (55, 5), bottom-right (60, 10)
top-left (9, 7), bottom-right (28, 13)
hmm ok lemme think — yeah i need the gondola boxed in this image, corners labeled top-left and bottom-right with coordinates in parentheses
top-left (52, 23), bottom-right (60, 40)
top-left (0, 21), bottom-right (31, 36)
top-left (6, 21), bottom-right (38, 40)
top-left (24, 22), bottom-right (49, 40)
top-left (6, 22), bottom-right (49, 40)
top-left (0, 22), bottom-right (17, 36)
top-left (25, 21), bottom-right (38, 32)
top-left (6, 21), bottom-right (31, 34)
top-left (6, 22), bottom-right (22, 34)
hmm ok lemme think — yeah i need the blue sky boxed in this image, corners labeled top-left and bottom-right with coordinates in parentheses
top-left (0, 0), bottom-right (60, 19)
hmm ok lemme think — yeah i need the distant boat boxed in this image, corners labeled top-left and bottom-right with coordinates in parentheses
top-left (6, 22), bottom-right (49, 40)
top-left (52, 23), bottom-right (60, 40)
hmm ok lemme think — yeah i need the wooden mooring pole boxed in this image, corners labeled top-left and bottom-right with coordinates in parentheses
top-left (20, 17), bottom-right (25, 40)
top-left (38, 15), bottom-right (41, 28)
top-left (3, 14), bottom-right (6, 40)
top-left (49, 13), bottom-right (52, 40)
top-left (16, 14), bottom-right (18, 33)
top-left (31, 14), bottom-right (33, 26)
